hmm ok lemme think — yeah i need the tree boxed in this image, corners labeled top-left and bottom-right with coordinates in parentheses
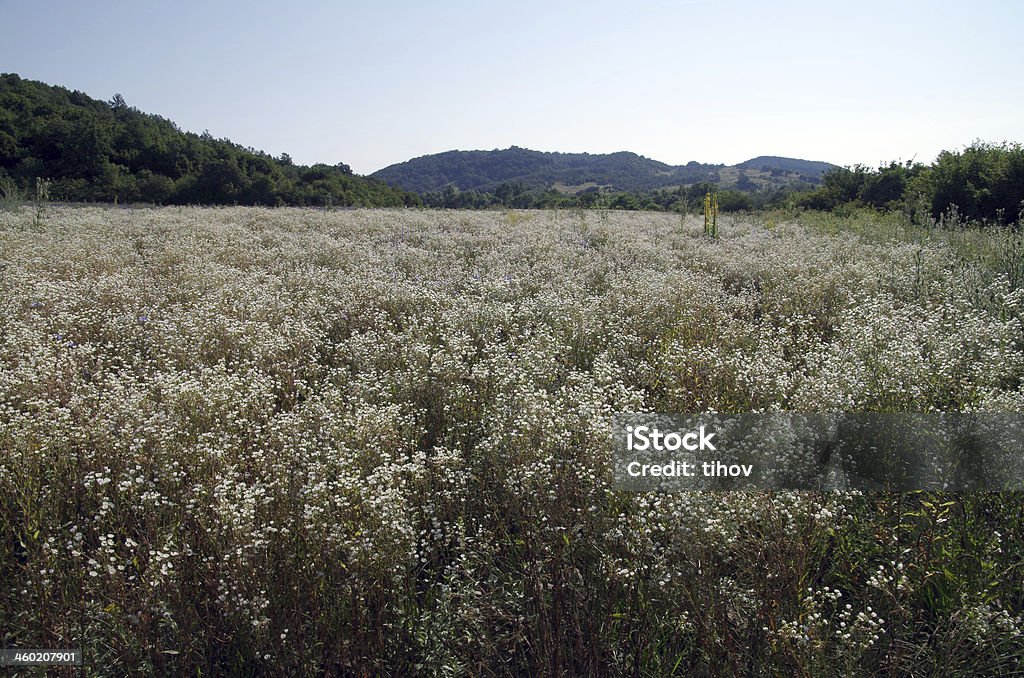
top-left (928, 142), bottom-right (1024, 225)
top-left (736, 171), bottom-right (755, 191)
top-left (193, 158), bottom-right (249, 203)
top-left (858, 162), bottom-right (915, 209)
top-left (441, 184), bottom-right (459, 208)
top-left (717, 190), bottom-right (752, 212)
top-left (136, 169), bottom-right (175, 203)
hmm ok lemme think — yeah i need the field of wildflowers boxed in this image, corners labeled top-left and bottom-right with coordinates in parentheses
top-left (1, 205), bottom-right (1023, 675)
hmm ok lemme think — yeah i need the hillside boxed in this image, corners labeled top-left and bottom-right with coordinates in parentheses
top-left (371, 146), bottom-right (836, 195)
top-left (0, 74), bottom-right (418, 206)
top-left (735, 155), bottom-right (836, 175)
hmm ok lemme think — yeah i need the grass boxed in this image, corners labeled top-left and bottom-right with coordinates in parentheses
top-left (1, 205), bottom-right (1023, 675)
top-left (0, 177), bottom-right (22, 213)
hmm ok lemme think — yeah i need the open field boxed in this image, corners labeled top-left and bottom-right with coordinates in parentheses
top-left (2, 206), bottom-right (1024, 675)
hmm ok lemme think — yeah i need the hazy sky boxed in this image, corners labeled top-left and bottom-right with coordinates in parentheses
top-left (2, 0), bottom-right (1021, 174)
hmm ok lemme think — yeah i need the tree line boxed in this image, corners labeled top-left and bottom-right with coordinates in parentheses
top-left (425, 143), bottom-right (1024, 226)
top-left (417, 180), bottom-right (775, 212)
top-left (794, 142), bottom-right (1024, 226)
top-left (2, 74), bottom-right (1020, 224)
top-left (0, 74), bottom-right (419, 207)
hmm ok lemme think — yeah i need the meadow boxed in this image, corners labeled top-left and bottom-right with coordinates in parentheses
top-left (1, 205), bottom-right (1023, 676)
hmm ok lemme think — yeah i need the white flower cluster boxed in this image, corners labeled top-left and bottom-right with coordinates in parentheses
top-left (1, 206), bottom-right (1022, 672)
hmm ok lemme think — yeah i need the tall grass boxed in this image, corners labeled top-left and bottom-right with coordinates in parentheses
top-left (0, 177), bottom-right (21, 213)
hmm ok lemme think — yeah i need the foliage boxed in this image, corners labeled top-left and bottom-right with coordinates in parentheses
top-left (0, 73), bottom-right (420, 207)
top-left (924, 141), bottom-right (1024, 225)
top-left (703, 190), bottom-right (718, 237)
top-left (417, 180), bottom-right (775, 213)
top-left (794, 142), bottom-right (1024, 227)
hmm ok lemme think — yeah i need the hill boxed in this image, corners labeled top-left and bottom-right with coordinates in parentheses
top-left (735, 156), bottom-right (836, 175)
top-left (371, 147), bottom-right (837, 195)
top-left (0, 73), bottom-right (418, 206)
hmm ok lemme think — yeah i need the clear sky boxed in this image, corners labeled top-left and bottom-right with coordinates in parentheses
top-left (2, 0), bottom-right (1021, 175)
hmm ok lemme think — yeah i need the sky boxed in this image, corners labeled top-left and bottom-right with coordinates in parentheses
top-left (1, 0), bottom-right (1022, 175)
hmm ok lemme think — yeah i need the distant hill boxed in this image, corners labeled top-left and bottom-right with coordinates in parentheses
top-left (371, 147), bottom-right (837, 195)
top-left (0, 74), bottom-right (418, 207)
top-left (735, 156), bottom-right (836, 175)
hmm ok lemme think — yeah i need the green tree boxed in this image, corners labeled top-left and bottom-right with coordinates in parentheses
top-left (928, 142), bottom-right (1024, 225)
top-left (193, 158), bottom-right (249, 203)
top-left (136, 169), bottom-right (175, 203)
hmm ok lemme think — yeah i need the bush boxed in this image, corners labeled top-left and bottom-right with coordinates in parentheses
top-left (927, 141), bottom-right (1024, 225)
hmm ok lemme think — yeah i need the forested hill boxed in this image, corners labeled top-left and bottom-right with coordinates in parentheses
top-left (370, 146), bottom-right (837, 194)
top-left (736, 156), bottom-right (835, 175)
top-left (0, 74), bottom-right (418, 206)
